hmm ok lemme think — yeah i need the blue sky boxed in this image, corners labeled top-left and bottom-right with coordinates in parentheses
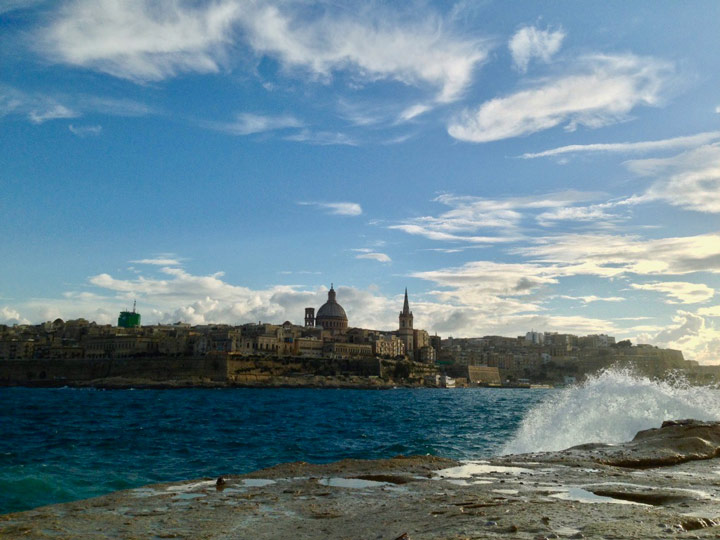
top-left (2, 0), bottom-right (720, 362)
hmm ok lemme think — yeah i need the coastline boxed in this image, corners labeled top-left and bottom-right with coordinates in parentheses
top-left (0, 376), bottom-right (556, 390)
top-left (4, 420), bottom-right (720, 539)
top-left (0, 375), bottom-right (427, 390)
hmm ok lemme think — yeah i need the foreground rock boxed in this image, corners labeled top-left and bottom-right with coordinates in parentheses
top-left (4, 420), bottom-right (720, 539)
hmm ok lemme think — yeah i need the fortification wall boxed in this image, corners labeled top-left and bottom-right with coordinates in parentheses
top-left (0, 357), bottom-right (228, 386)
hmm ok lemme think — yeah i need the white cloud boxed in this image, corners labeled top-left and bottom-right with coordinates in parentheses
top-left (39, 0), bottom-right (240, 81)
top-left (37, 1), bottom-right (489, 105)
top-left (130, 258), bottom-right (183, 266)
top-left (68, 124), bottom-right (102, 137)
top-left (536, 204), bottom-right (621, 227)
top-left (284, 129), bottom-right (356, 146)
top-left (513, 232), bottom-right (720, 277)
top-left (636, 310), bottom-right (720, 363)
top-left (240, 3), bottom-right (489, 103)
top-left (398, 103), bottom-right (432, 122)
top-left (390, 191), bottom-right (604, 242)
top-left (0, 306), bottom-right (30, 325)
top-left (698, 306), bottom-right (720, 317)
top-left (0, 85), bottom-right (154, 124)
top-left (45, 269), bottom-right (404, 330)
top-left (298, 201), bottom-right (362, 216)
top-left (509, 25), bottom-right (565, 72)
top-left (520, 131), bottom-right (720, 159)
top-left (449, 54), bottom-right (672, 143)
top-left (625, 143), bottom-right (720, 213)
top-left (631, 281), bottom-right (715, 304)
top-left (209, 112), bottom-right (303, 136)
top-left (0, 85), bottom-right (78, 124)
top-left (29, 103), bottom-right (78, 124)
top-left (560, 295), bottom-right (625, 303)
top-left (356, 252), bottom-right (391, 263)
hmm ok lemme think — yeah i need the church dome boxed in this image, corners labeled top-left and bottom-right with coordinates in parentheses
top-left (317, 287), bottom-right (347, 319)
top-left (316, 302), bottom-right (347, 319)
top-left (316, 285), bottom-right (348, 332)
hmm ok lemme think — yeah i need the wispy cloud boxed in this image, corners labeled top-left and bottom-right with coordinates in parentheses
top-left (39, 0), bottom-right (240, 82)
top-left (208, 112), bottom-right (303, 136)
top-left (37, 0), bottom-right (490, 109)
top-left (0, 85), bottom-right (154, 124)
top-left (284, 129), bottom-right (356, 146)
top-left (449, 54), bottom-right (672, 143)
top-left (535, 203), bottom-right (624, 227)
top-left (512, 232), bottom-right (720, 277)
top-left (298, 201), bottom-right (363, 216)
top-left (631, 281), bottom-right (715, 304)
top-left (520, 131), bottom-right (720, 159)
top-left (239, 3), bottom-right (490, 104)
top-left (28, 103), bottom-right (78, 123)
top-left (355, 251), bottom-right (392, 263)
top-left (625, 143), bottom-right (720, 213)
top-left (559, 295), bottom-right (625, 303)
top-left (390, 191), bottom-right (606, 242)
top-left (130, 257), bottom-right (183, 266)
top-left (68, 124), bottom-right (102, 137)
top-left (509, 25), bottom-right (565, 72)
top-left (398, 103), bottom-right (432, 122)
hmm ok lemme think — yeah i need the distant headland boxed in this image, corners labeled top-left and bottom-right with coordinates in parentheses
top-left (1, 286), bottom-right (716, 388)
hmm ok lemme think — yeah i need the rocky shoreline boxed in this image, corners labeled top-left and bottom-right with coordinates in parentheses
top-left (4, 420), bottom-right (720, 539)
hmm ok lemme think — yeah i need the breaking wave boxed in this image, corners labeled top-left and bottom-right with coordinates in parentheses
top-left (502, 369), bottom-right (720, 455)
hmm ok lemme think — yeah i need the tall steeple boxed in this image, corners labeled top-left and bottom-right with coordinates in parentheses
top-left (398, 287), bottom-right (414, 356)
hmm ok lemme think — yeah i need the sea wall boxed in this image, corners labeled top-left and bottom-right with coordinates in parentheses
top-left (226, 356), bottom-right (382, 384)
top-left (0, 357), bottom-right (228, 386)
top-left (0, 355), bottom-right (411, 387)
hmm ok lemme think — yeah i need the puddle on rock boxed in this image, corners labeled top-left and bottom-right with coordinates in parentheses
top-left (445, 479), bottom-right (493, 486)
top-left (131, 487), bottom-right (163, 498)
top-left (551, 487), bottom-right (649, 505)
top-left (172, 492), bottom-right (206, 500)
top-left (166, 480), bottom-right (216, 493)
top-left (242, 479), bottom-right (276, 488)
top-left (436, 461), bottom-right (534, 479)
top-left (318, 477), bottom-right (390, 489)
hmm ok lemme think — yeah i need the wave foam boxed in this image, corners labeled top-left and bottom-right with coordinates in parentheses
top-left (502, 369), bottom-right (720, 455)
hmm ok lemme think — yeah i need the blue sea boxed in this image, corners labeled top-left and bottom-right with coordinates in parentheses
top-left (3, 370), bottom-right (720, 515)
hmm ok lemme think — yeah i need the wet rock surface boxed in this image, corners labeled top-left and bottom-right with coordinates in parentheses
top-left (4, 421), bottom-right (720, 539)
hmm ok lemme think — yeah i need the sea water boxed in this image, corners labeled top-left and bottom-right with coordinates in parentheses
top-left (2, 369), bottom-right (720, 514)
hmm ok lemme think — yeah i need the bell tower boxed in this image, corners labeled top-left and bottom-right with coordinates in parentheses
top-left (398, 288), bottom-right (414, 357)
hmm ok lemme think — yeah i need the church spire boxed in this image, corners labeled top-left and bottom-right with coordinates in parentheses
top-left (403, 288), bottom-right (410, 314)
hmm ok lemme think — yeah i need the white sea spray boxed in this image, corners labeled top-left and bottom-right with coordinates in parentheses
top-left (502, 369), bottom-right (720, 455)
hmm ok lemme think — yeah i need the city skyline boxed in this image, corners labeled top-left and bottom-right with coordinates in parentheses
top-left (2, 1), bottom-right (720, 362)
